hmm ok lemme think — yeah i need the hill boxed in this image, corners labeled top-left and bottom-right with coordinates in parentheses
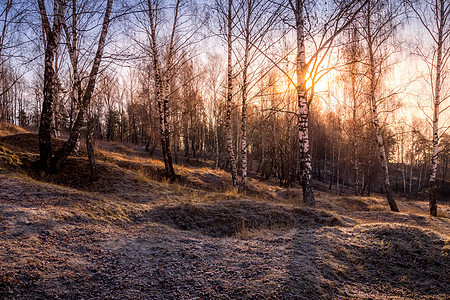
top-left (0, 123), bottom-right (449, 299)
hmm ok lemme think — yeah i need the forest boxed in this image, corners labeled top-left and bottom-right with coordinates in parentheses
top-left (0, 0), bottom-right (449, 299)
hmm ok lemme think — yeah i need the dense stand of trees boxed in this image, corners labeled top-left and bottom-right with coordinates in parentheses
top-left (0, 0), bottom-right (449, 215)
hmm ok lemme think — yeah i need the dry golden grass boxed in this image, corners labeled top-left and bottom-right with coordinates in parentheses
top-left (0, 122), bottom-right (28, 136)
top-left (1, 126), bottom-right (448, 222)
top-left (0, 125), bottom-right (449, 299)
top-left (133, 168), bottom-right (151, 184)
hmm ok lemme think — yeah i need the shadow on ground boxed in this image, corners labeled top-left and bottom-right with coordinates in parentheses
top-left (284, 224), bottom-right (449, 299)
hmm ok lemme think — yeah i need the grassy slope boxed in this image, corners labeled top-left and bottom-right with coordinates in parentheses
top-left (0, 123), bottom-right (448, 299)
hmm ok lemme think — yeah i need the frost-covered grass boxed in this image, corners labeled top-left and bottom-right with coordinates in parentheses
top-left (0, 123), bottom-right (449, 299)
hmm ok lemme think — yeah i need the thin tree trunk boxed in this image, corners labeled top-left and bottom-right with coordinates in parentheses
top-left (147, 0), bottom-right (177, 182)
top-left (155, 68), bottom-right (173, 179)
top-left (226, 0), bottom-right (239, 189)
top-left (429, 0), bottom-right (444, 217)
top-left (162, 64), bottom-right (176, 181)
top-left (409, 147), bottom-right (413, 197)
top-left (354, 138), bottom-right (360, 195)
top-left (52, 61), bottom-right (60, 139)
top-left (162, 93), bottom-right (176, 181)
top-left (294, 0), bottom-right (314, 206)
top-left (64, 0), bottom-right (81, 149)
top-left (214, 106), bottom-right (219, 169)
top-left (173, 134), bottom-right (178, 165)
top-left (418, 163), bottom-right (422, 192)
top-left (185, 124), bottom-right (190, 157)
top-left (329, 147), bottom-right (334, 190)
top-left (441, 156), bottom-right (448, 193)
top-left (51, 0), bottom-right (113, 172)
top-left (336, 138), bottom-right (341, 195)
top-left (324, 148), bottom-right (327, 183)
top-left (401, 136), bottom-right (406, 196)
top-left (37, 0), bottom-right (66, 171)
top-left (240, 5), bottom-right (250, 191)
top-left (370, 98), bottom-right (398, 211)
top-left (0, 0), bottom-right (12, 59)
top-left (352, 73), bottom-right (360, 195)
top-left (366, 2), bottom-right (399, 212)
top-left (241, 84), bottom-right (248, 190)
top-left (86, 117), bottom-right (98, 181)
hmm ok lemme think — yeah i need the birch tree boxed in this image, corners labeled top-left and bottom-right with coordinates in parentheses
top-left (143, 0), bottom-right (185, 182)
top-left (223, 0), bottom-right (239, 189)
top-left (356, 0), bottom-right (404, 212)
top-left (286, 0), bottom-right (367, 206)
top-left (37, 0), bottom-right (66, 171)
top-left (409, 0), bottom-right (450, 216)
top-left (205, 53), bottom-right (223, 170)
top-left (239, 0), bottom-right (251, 191)
top-left (439, 134), bottom-right (450, 193)
top-left (0, 1), bottom-right (13, 61)
top-left (236, 0), bottom-right (280, 191)
top-left (38, 0), bottom-right (114, 173)
top-left (341, 26), bottom-right (366, 195)
top-left (1, 0), bottom-right (28, 103)
top-left (0, 0), bottom-right (26, 117)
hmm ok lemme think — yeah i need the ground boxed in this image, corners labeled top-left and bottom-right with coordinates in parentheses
top-left (0, 124), bottom-right (449, 299)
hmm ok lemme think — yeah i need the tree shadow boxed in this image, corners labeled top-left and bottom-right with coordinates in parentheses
top-left (284, 224), bottom-right (449, 298)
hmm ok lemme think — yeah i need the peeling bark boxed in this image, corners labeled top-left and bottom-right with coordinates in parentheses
top-left (240, 0), bottom-right (252, 192)
top-left (293, 0), bottom-right (314, 206)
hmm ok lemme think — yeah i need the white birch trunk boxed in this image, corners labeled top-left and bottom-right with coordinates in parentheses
top-left (292, 0), bottom-right (314, 205)
top-left (409, 148), bottom-right (413, 197)
top-left (371, 101), bottom-right (399, 211)
top-left (350, 49), bottom-right (361, 196)
top-left (240, 1), bottom-right (251, 192)
top-left (226, 0), bottom-right (239, 189)
top-left (63, 0), bottom-right (81, 143)
top-left (428, 0), bottom-right (444, 216)
top-left (366, 0), bottom-right (399, 212)
top-left (214, 94), bottom-right (219, 169)
top-left (336, 139), bottom-right (341, 195)
top-left (401, 135), bottom-right (406, 195)
top-left (52, 0), bottom-right (113, 171)
top-left (147, 0), bottom-right (177, 182)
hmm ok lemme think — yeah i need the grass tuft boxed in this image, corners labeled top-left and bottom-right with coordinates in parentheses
top-left (0, 145), bottom-right (22, 168)
top-left (224, 186), bottom-right (239, 199)
top-left (134, 168), bottom-right (150, 183)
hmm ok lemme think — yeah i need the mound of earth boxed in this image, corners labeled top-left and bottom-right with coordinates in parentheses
top-left (0, 133), bottom-right (68, 154)
top-left (0, 123), bottom-right (29, 136)
top-left (149, 200), bottom-right (354, 237)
